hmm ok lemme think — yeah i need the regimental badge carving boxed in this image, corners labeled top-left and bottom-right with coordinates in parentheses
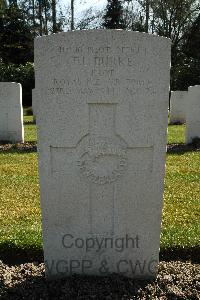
top-left (77, 137), bottom-right (127, 184)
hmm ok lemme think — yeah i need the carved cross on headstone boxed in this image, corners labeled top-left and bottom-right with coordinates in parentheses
top-left (51, 100), bottom-right (154, 236)
top-left (78, 102), bottom-right (128, 235)
top-left (51, 101), bottom-right (128, 235)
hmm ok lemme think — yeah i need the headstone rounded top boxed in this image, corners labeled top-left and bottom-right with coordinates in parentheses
top-left (0, 82), bottom-right (22, 92)
top-left (34, 30), bottom-right (171, 73)
top-left (171, 90), bottom-right (187, 95)
top-left (35, 29), bottom-right (171, 44)
top-left (188, 85), bottom-right (200, 92)
top-left (0, 82), bottom-right (21, 86)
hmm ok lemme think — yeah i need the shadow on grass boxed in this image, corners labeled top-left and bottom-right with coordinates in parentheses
top-left (0, 242), bottom-right (43, 265)
top-left (168, 122), bottom-right (185, 126)
top-left (0, 242), bottom-right (199, 266)
top-left (24, 120), bottom-right (36, 125)
top-left (160, 246), bottom-right (200, 263)
top-left (167, 143), bottom-right (200, 154)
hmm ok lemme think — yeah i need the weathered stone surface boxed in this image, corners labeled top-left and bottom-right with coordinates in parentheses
top-left (0, 82), bottom-right (24, 143)
top-left (34, 30), bottom-right (171, 279)
top-left (186, 85), bottom-right (200, 143)
top-left (170, 91), bottom-right (187, 124)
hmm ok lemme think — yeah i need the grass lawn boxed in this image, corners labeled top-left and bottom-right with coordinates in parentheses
top-left (162, 151), bottom-right (200, 249)
top-left (0, 116), bottom-right (199, 256)
top-left (167, 124), bottom-right (185, 144)
top-left (24, 115), bottom-right (37, 142)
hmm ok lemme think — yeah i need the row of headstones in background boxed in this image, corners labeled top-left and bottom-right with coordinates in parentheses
top-left (186, 85), bottom-right (200, 143)
top-left (33, 30), bottom-right (171, 279)
top-left (170, 85), bottom-right (200, 143)
top-left (0, 82), bottom-right (24, 143)
top-left (170, 91), bottom-right (187, 124)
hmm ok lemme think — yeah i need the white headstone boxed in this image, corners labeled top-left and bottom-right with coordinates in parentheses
top-left (170, 91), bottom-right (187, 124)
top-left (186, 85), bottom-right (200, 143)
top-left (0, 82), bottom-right (24, 143)
top-left (34, 30), bottom-right (171, 279)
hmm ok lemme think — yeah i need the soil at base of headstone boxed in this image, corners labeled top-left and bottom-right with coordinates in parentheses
top-left (0, 142), bottom-right (37, 152)
top-left (0, 260), bottom-right (199, 299)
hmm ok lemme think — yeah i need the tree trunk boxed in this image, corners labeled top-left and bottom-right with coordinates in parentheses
top-left (38, 0), bottom-right (43, 36)
top-left (151, 13), bottom-right (155, 34)
top-left (71, 0), bottom-right (74, 30)
top-left (32, 0), bottom-right (36, 37)
top-left (44, 0), bottom-right (48, 35)
top-left (52, 0), bottom-right (57, 33)
top-left (145, 0), bottom-right (149, 33)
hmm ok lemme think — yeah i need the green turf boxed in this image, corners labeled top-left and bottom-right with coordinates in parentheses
top-left (23, 115), bottom-right (37, 142)
top-left (0, 151), bottom-right (41, 249)
top-left (0, 117), bottom-right (199, 253)
top-left (167, 124), bottom-right (185, 144)
top-left (162, 151), bottom-right (200, 249)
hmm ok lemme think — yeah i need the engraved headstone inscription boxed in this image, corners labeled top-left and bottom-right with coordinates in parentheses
top-left (170, 91), bottom-right (187, 124)
top-left (186, 85), bottom-right (200, 143)
top-left (0, 82), bottom-right (24, 143)
top-left (34, 30), bottom-right (171, 279)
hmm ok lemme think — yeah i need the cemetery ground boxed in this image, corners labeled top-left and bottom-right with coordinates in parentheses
top-left (0, 113), bottom-right (199, 299)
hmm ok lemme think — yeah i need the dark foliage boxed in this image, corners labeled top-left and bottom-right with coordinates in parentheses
top-left (0, 62), bottom-right (35, 106)
top-left (102, 0), bottom-right (126, 29)
top-left (183, 14), bottom-right (200, 60)
top-left (0, 4), bottom-right (34, 105)
top-left (171, 14), bottom-right (200, 90)
top-left (0, 4), bottom-right (34, 65)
